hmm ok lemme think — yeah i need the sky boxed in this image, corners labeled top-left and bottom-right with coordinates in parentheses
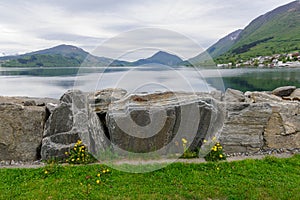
top-left (0, 0), bottom-right (295, 60)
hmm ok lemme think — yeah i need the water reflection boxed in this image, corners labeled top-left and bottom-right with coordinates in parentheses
top-left (0, 66), bottom-right (300, 98)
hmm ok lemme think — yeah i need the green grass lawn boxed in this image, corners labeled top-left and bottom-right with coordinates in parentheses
top-left (1, 155), bottom-right (299, 200)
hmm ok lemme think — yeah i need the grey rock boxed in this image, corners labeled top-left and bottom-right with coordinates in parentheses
top-left (272, 86), bottom-right (296, 97)
top-left (46, 103), bottom-right (58, 114)
top-left (106, 92), bottom-right (225, 157)
top-left (224, 88), bottom-right (245, 102)
top-left (283, 88), bottom-right (300, 101)
top-left (23, 100), bottom-right (36, 106)
top-left (0, 98), bottom-right (46, 161)
top-left (245, 91), bottom-right (283, 103)
top-left (264, 101), bottom-right (300, 149)
top-left (89, 88), bottom-right (127, 114)
top-left (219, 103), bottom-right (273, 153)
top-left (41, 90), bottom-right (109, 160)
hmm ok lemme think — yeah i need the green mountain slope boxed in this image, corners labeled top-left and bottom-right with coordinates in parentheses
top-left (207, 29), bottom-right (242, 58)
top-left (1, 44), bottom-right (114, 67)
top-left (187, 29), bottom-right (242, 67)
top-left (0, 45), bottom-right (184, 67)
top-left (216, 0), bottom-right (300, 63)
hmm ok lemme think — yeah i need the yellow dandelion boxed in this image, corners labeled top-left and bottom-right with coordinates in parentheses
top-left (71, 158), bottom-right (75, 162)
top-left (181, 138), bottom-right (187, 144)
top-left (107, 169), bottom-right (110, 172)
top-left (216, 142), bottom-right (220, 146)
top-left (77, 140), bottom-right (82, 144)
top-left (102, 170), bottom-right (106, 173)
top-left (44, 170), bottom-right (48, 174)
top-left (219, 154), bottom-right (223, 158)
top-left (216, 167), bottom-right (220, 170)
top-left (81, 149), bottom-right (85, 152)
top-left (97, 173), bottom-right (101, 177)
top-left (218, 146), bottom-right (223, 150)
top-left (96, 180), bottom-right (100, 184)
top-left (76, 158), bottom-right (80, 161)
top-left (74, 147), bottom-right (77, 151)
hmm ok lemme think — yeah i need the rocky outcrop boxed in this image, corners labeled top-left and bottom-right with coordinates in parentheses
top-left (264, 102), bottom-right (300, 149)
top-left (224, 88), bottom-right (300, 153)
top-left (0, 97), bottom-right (57, 161)
top-left (1, 86), bottom-right (300, 162)
top-left (41, 90), bottom-right (110, 160)
top-left (105, 92), bottom-right (224, 156)
top-left (220, 103), bottom-right (272, 153)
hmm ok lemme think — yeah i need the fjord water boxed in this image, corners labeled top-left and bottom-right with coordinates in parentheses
top-left (1, 66), bottom-right (300, 98)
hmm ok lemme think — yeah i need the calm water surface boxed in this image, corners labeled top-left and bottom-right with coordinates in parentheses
top-left (1, 66), bottom-right (300, 98)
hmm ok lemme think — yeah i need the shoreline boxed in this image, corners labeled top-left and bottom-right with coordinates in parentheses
top-left (1, 150), bottom-right (299, 169)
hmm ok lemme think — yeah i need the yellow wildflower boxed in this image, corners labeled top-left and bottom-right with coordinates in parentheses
top-left (44, 170), bottom-right (48, 174)
top-left (216, 167), bottom-right (220, 170)
top-left (74, 147), bottom-right (77, 151)
top-left (203, 140), bottom-right (207, 143)
top-left (96, 180), bottom-right (100, 184)
top-left (219, 154), bottom-right (223, 158)
top-left (212, 136), bottom-right (217, 141)
top-left (218, 146), bottom-right (223, 150)
top-left (71, 158), bottom-right (75, 162)
top-left (102, 170), bottom-right (106, 173)
top-left (97, 173), bottom-right (101, 177)
top-left (65, 152), bottom-right (68, 155)
top-left (77, 140), bottom-right (82, 144)
top-left (181, 138), bottom-right (187, 144)
top-left (76, 158), bottom-right (80, 161)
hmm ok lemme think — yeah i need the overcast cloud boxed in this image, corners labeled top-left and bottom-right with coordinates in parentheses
top-left (0, 0), bottom-right (294, 59)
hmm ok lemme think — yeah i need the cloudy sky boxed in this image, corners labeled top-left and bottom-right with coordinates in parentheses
top-left (0, 0), bottom-right (294, 60)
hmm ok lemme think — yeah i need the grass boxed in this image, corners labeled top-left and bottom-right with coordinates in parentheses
top-left (0, 155), bottom-right (299, 199)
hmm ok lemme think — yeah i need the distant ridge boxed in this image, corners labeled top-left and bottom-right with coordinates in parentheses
top-left (132, 51), bottom-right (183, 66)
top-left (215, 0), bottom-right (300, 63)
top-left (1, 45), bottom-right (184, 67)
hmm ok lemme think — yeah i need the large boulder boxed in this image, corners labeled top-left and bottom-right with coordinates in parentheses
top-left (264, 102), bottom-right (300, 149)
top-left (272, 86), bottom-right (296, 97)
top-left (0, 97), bottom-right (47, 161)
top-left (41, 90), bottom-right (110, 160)
top-left (106, 92), bottom-right (225, 157)
top-left (220, 103), bottom-right (273, 153)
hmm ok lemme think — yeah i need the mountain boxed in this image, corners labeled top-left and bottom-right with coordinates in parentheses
top-left (0, 45), bottom-right (183, 67)
top-left (215, 0), bottom-right (300, 63)
top-left (207, 29), bottom-right (243, 58)
top-left (188, 29), bottom-right (242, 66)
top-left (132, 51), bottom-right (183, 66)
top-left (1, 44), bottom-right (114, 67)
